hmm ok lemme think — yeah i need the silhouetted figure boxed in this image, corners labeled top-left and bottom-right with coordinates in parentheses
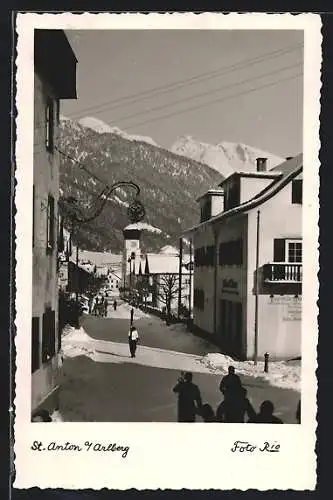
top-left (113, 300), bottom-right (117, 311)
top-left (128, 325), bottom-right (139, 358)
top-left (103, 297), bottom-right (108, 317)
top-left (219, 366), bottom-right (242, 395)
top-left (296, 400), bottom-right (301, 424)
top-left (216, 386), bottom-right (256, 423)
top-left (32, 409), bottom-right (52, 422)
top-left (173, 372), bottom-right (202, 422)
top-left (199, 403), bottom-right (216, 422)
top-left (130, 308), bottom-right (134, 326)
top-left (249, 400), bottom-right (283, 424)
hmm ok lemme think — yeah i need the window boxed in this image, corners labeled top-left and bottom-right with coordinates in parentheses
top-left (292, 179), bottom-right (303, 204)
top-left (31, 317), bottom-right (40, 373)
top-left (224, 178), bottom-right (240, 211)
top-left (206, 245), bottom-right (215, 266)
top-left (286, 240), bottom-right (302, 263)
top-left (273, 238), bottom-right (302, 263)
top-left (219, 240), bottom-right (243, 266)
top-left (200, 198), bottom-right (212, 222)
top-left (46, 195), bottom-right (55, 253)
top-left (45, 98), bottom-right (54, 152)
top-left (42, 308), bottom-right (56, 363)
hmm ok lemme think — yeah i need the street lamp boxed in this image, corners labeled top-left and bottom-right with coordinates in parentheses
top-left (59, 180), bottom-right (145, 316)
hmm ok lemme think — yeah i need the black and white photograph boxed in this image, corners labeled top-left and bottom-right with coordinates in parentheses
top-left (14, 12), bottom-right (320, 491)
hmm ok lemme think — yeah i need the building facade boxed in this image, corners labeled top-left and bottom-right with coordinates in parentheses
top-left (32, 30), bottom-right (77, 414)
top-left (136, 251), bottom-right (193, 317)
top-left (185, 155), bottom-right (303, 360)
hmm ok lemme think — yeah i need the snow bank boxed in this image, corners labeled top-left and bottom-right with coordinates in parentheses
top-left (200, 353), bottom-right (301, 392)
top-left (61, 325), bottom-right (300, 393)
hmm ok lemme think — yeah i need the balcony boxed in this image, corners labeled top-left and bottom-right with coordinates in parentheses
top-left (263, 263), bottom-right (302, 283)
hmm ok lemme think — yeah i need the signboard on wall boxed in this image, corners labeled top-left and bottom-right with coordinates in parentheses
top-left (268, 295), bottom-right (302, 321)
top-left (221, 278), bottom-right (239, 294)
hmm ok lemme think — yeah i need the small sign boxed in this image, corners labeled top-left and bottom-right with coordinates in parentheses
top-left (222, 278), bottom-right (239, 294)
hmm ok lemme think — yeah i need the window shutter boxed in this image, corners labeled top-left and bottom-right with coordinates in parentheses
top-left (31, 317), bottom-right (40, 373)
top-left (273, 239), bottom-right (286, 262)
top-left (292, 180), bottom-right (303, 204)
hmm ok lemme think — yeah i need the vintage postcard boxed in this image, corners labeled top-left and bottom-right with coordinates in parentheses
top-left (14, 12), bottom-right (321, 490)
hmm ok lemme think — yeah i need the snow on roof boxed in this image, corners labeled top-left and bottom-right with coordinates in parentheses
top-left (79, 250), bottom-right (122, 266)
top-left (196, 188), bottom-right (224, 202)
top-left (159, 245), bottom-right (179, 255)
top-left (124, 222), bottom-right (162, 233)
top-left (144, 253), bottom-right (191, 275)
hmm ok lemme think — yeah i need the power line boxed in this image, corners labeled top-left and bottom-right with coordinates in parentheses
top-left (123, 72), bottom-right (302, 131)
top-left (67, 43), bottom-right (303, 119)
top-left (110, 62), bottom-right (302, 125)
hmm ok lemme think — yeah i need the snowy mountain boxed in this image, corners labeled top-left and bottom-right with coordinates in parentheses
top-left (171, 135), bottom-right (284, 178)
top-left (77, 116), bottom-right (159, 147)
top-left (58, 118), bottom-right (222, 253)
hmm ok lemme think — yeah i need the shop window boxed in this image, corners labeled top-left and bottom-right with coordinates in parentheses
top-left (45, 98), bottom-right (54, 152)
top-left (31, 317), bottom-right (40, 373)
top-left (292, 179), bottom-right (303, 204)
top-left (42, 308), bottom-right (56, 363)
top-left (46, 195), bottom-right (55, 254)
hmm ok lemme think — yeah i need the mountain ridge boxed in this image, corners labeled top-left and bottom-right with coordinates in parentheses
top-left (59, 116), bottom-right (284, 253)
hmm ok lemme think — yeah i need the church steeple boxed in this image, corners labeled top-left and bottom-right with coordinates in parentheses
top-left (122, 223), bottom-right (142, 288)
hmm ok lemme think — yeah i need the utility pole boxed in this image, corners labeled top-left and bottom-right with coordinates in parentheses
top-left (188, 239), bottom-right (192, 321)
top-left (178, 237), bottom-right (183, 319)
top-left (254, 210), bottom-right (261, 365)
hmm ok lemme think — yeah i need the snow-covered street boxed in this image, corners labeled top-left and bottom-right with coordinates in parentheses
top-left (57, 302), bottom-right (300, 423)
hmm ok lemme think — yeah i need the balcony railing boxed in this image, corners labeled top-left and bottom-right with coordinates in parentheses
top-left (263, 263), bottom-right (302, 283)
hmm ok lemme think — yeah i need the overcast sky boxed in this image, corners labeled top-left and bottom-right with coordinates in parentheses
top-left (62, 29), bottom-right (303, 157)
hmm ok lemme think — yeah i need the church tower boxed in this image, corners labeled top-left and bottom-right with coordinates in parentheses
top-left (122, 224), bottom-right (142, 289)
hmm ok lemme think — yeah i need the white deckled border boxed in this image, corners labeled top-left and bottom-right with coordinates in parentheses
top-left (14, 12), bottom-right (321, 491)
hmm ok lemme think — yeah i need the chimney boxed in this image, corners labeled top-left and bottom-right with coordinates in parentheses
top-left (256, 157), bottom-right (267, 172)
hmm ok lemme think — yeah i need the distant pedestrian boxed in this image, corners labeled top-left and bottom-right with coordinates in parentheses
top-left (128, 325), bottom-right (139, 358)
top-left (113, 299), bottom-right (117, 311)
top-left (199, 403), bottom-right (217, 422)
top-left (130, 307), bottom-right (134, 326)
top-left (173, 372), bottom-right (202, 422)
top-left (216, 386), bottom-right (256, 423)
top-left (249, 400), bottom-right (283, 424)
top-left (103, 297), bottom-right (108, 317)
top-left (219, 366), bottom-right (242, 396)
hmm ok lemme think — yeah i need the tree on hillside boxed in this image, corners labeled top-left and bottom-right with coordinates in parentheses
top-left (157, 274), bottom-right (182, 324)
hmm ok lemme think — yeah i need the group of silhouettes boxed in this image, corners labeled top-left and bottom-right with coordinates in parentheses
top-left (173, 366), bottom-right (301, 424)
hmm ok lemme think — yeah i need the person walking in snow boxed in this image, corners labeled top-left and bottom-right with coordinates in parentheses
top-left (173, 372), bottom-right (202, 422)
top-left (103, 297), bottom-right (108, 317)
top-left (128, 325), bottom-right (139, 358)
top-left (219, 365), bottom-right (242, 396)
